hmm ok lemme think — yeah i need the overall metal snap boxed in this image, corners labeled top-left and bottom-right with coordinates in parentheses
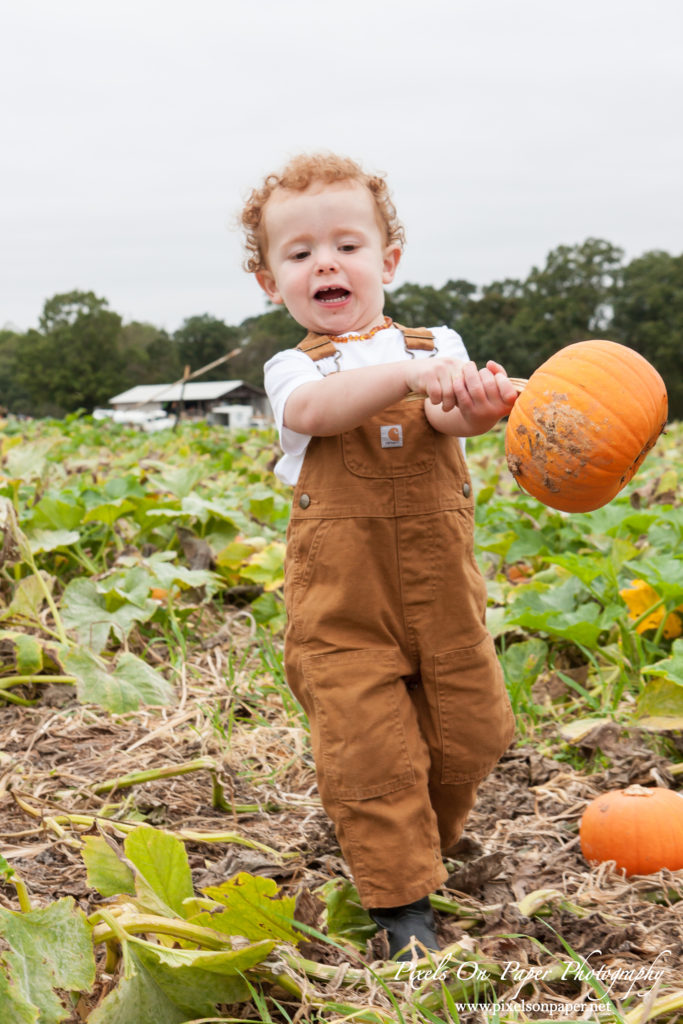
top-left (299, 493), bottom-right (311, 509)
top-left (462, 482), bottom-right (471, 498)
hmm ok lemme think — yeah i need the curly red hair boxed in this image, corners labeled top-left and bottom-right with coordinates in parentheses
top-left (240, 153), bottom-right (405, 273)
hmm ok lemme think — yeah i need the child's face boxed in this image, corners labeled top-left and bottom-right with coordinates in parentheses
top-left (256, 181), bottom-right (401, 337)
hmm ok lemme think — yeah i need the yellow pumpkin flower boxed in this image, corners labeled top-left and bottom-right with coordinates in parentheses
top-left (620, 579), bottom-right (683, 639)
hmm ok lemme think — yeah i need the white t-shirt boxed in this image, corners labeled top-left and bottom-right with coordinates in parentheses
top-left (264, 323), bottom-right (469, 485)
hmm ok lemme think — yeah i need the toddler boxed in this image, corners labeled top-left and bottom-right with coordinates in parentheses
top-left (241, 153), bottom-right (516, 960)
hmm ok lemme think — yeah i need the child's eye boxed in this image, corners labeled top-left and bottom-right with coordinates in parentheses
top-left (339, 244), bottom-right (358, 253)
top-left (291, 250), bottom-right (310, 261)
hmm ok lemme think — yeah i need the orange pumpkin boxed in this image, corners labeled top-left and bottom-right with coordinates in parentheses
top-left (579, 785), bottom-right (683, 876)
top-left (505, 340), bottom-right (668, 512)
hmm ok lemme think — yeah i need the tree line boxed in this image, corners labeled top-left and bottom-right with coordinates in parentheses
top-left (1, 238), bottom-right (681, 420)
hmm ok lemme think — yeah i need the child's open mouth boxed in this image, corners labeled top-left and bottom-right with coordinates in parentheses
top-left (315, 287), bottom-right (350, 305)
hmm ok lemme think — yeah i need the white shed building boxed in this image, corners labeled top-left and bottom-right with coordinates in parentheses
top-left (107, 380), bottom-right (271, 428)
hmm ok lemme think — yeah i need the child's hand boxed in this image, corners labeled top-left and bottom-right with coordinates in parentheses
top-left (424, 359), bottom-right (518, 436)
top-left (405, 357), bottom-right (467, 413)
top-left (455, 361), bottom-right (518, 427)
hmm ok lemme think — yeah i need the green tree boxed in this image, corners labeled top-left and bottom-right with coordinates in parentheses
top-left (118, 322), bottom-right (181, 386)
top-left (384, 279), bottom-right (477, 328)
top-left (611, 250), bottom-right (683, 419)
top-left (0, 329), bottom-right (32, 414)
top-left (15, 291), bottom-right (126, 415)
top-left (510, 238), bottom-right (623, 363)
top-left (173, 315), bottom-right (242, 380)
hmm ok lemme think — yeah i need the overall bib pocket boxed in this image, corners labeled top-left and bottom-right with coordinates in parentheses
top-left (301, 649), bottom-right (417, 801)
top-left (434, 635), bottom-right (515, 784)
top-left (341, 404), bottom-right (436, 478)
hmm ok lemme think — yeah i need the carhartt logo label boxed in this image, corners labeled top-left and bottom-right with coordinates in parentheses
top-left (381, 424), bottom-right (403, 448)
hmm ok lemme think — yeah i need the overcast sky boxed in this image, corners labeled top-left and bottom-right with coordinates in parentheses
top-left (2, 0), bottom-right (682, 336)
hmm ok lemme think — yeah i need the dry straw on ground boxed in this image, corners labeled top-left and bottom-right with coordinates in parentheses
top-left (1, 606), bottom-right (682, 1022)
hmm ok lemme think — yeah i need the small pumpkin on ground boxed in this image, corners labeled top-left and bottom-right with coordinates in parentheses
top-left (579, 785), bottom-right (683, 876)
top-left (505, 340), bottom-right (668, 512)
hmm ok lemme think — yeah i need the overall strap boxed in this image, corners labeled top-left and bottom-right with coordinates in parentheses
top-left (296, 323), bottom-right (435, 362)
top-left (393, 323), bottom-right (435, 352)
top-left (296, 332), bottom-right (338, 362)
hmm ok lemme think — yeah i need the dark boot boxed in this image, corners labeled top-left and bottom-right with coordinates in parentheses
top-left (369, 897), bottom-right (438, 961)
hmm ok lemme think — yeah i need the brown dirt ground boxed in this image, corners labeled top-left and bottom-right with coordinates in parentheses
top-left (1, 610), bottom-right (682, 1022)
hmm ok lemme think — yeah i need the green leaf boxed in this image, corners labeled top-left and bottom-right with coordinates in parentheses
top-left (544, 552), bottom-right (605, 587)
top-left (147, 464), bottom-right (206, 499)
top-left (0, 897), bottom-right (95, 1024)
top-left (61, 578), bottom-right (157, 653)
top-left (124, 826), bottom-right (195, 918)
top-left (14, 633), bottom-right (43, 675)
top-left (637, 677), bottom-right (683, 726)
top-left (196, 872), bottom-right (299, 944)
top-left (3, 440), bottom-right (55, 481)
top-left (632, 555), bottom-right (683, 603)
top-left (318, 878), bottom-right (376, 950)
top-left (0, 630), bottom-right (44, 675)
top-left (250, 591), bottom-right (286, 630)
top-left (240, 541), bottom-right (286, 591)
top-left (82, 499), bottom-right (137, 526)
top-left (88, 941), bottom-right (265, 1024)
top-left (26, 528), bottom-right (81, 554)
top-left (499, 638), bottom-right (548, 688)
top-left (32, 493), bottom-right (85, 532)
top-left (62, 647), bottom-right (174, 712)
top-left (504, 585), bottom-right (605, 648)
top-left (2, 574), bottom-right (55, 624)
top-left (82, 836), bottom-right (136, 898)
top-left (0, 853), bottom-right (15, 880)
top-left (641, 638), bottom-right (683, 688)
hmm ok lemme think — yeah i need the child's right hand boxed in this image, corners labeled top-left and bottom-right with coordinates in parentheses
top-left (405, 357), bottom-right (467, 413)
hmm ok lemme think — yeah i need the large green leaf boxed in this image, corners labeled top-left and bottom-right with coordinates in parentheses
top-left (196, 872), bottom-right (299, 944)
top-left (124, 826), bottom-right (194, 918)
top-left (503, 585), bottom-right (605, 648)
top-left (62, 647), bottom-right (174, 712)
top-left (61, 578), bottom-right (157, 653)
top-left (88, 940), bottom-right (268, 1024)
top-left (0, 897), bottom-right (95, 1024)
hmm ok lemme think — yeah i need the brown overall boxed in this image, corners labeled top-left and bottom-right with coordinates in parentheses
top-left (283, 326), bottom-right (515, 908)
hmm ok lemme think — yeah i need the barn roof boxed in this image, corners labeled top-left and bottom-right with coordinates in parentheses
top-left (109, 380), bottom-right (260, 405)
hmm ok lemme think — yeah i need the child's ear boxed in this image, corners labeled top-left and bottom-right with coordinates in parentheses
top-left (382, 245), bottom-right (402, 285)
top-left (255, 270), bottom-right (283, 305)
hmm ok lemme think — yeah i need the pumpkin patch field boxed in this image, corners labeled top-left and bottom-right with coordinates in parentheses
top-left (1, 414), bottom-right (682, 1024)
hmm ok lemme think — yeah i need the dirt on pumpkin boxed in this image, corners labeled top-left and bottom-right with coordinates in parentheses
top-left (1, 609), bottom-right (682, 1022)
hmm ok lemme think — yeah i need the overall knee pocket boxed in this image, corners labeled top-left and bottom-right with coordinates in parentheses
top-left (434, 634), bottom-right (515, 784)
top-left (301, 649), bottom-right (417, 801)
